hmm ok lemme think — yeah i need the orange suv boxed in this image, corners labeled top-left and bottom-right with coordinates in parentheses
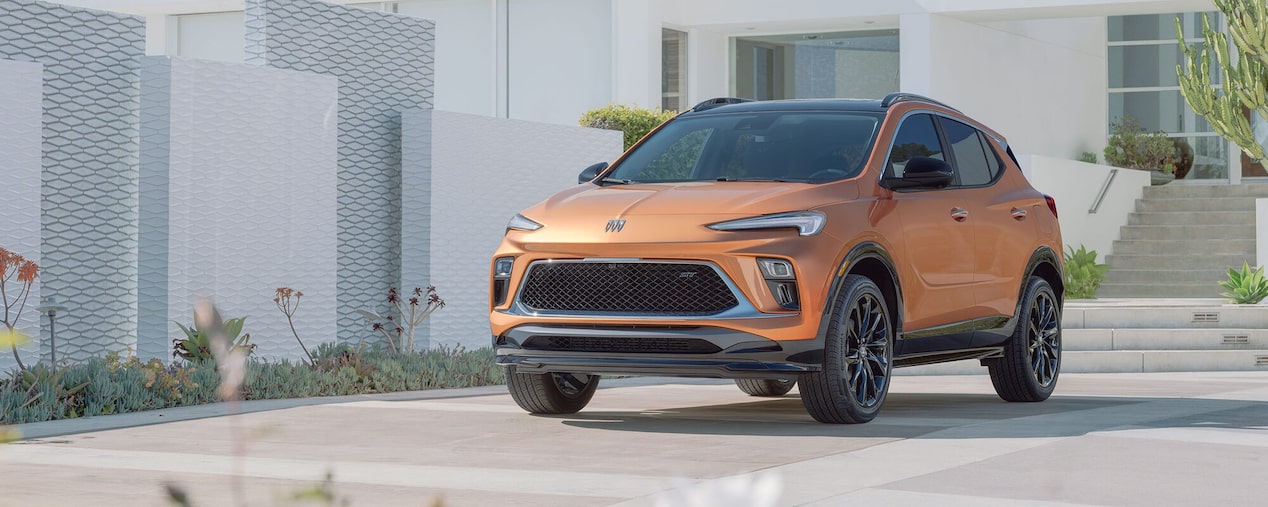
top-left (489, 94), bottom-right (1063, 424)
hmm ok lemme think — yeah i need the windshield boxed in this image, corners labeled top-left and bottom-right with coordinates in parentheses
top-left (605, 111), bottom-right (882, 184)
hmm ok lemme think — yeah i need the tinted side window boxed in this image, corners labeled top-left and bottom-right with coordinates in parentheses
top-left (942, 118), bottom-right (993, 186)
top-left (888, 114), bottom-right (944, 178)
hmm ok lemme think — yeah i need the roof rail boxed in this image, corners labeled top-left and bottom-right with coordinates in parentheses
top-left (880, 93), bottom-right (960, 112)
top-left (690, 97), bottom-right (753, 112)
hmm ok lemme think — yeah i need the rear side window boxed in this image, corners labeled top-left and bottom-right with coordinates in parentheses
top-left (941, 118), bottom-right (996, 186)
top-left (888, 114), bottom-right (944, 178)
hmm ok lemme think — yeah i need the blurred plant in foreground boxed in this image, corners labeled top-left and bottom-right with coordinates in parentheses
top-left (1, 246), bottom-right (39, 371)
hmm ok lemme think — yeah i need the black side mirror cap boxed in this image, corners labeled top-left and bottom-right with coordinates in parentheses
top-left (880, 157), bottom-right (953, 190)
top-left (578, 162), bottom-right (609, 184)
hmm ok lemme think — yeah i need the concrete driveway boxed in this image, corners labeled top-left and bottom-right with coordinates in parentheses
top-left (3, 371), bottom-right (1267, 506)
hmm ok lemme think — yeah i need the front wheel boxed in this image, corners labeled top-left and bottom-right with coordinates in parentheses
top-left (987, 276), bottom-right (1061, 402)
top-left (798, 275), bottom-right (894, 424)
top-left (506, 367), bottom-right (599, 414)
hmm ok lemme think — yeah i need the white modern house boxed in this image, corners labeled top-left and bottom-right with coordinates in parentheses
top-left (54, 0), bottom-right (1247, 180)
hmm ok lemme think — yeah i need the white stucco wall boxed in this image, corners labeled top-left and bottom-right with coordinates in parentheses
top-left (395, 0), bottom-right (497, 117)
top-left (0, 59), bottom-right (43, 369)
top-left (508, 0), bottom-right (614, 124)
top-left (138, 57), bottom-right (338, 361)
top-left (903, 14), bottom-right (1108, 160)
top-left (1020, 154), bottom-right (1150, 257)
top-left (403, 110), bottom-right (623, 350)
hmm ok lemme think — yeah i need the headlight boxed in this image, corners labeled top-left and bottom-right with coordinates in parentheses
top-left (706, 211), bottom-right (826, 236)
top-left (506, 213), bottom-right (543, 233)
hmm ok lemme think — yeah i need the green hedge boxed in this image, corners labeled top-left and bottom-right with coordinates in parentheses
top-left (579, 104), bottom-right (677, 150)
top-left (0, 346), bottom-right (504, 424)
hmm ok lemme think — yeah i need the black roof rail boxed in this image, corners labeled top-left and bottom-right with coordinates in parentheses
top-left (690, 97), bottom-right (754, 112)
top-left (880, 93), bottom-right (960, 112)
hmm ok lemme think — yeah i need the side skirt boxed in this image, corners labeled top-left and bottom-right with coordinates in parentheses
top-left (894, 347), bottom-right (1004, 368)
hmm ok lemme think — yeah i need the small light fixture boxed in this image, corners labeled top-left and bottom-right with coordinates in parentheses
top-left (36, 297), bottom-right (69, 367)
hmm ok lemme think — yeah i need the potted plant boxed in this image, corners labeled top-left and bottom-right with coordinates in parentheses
top-left (1103, 116), bottom-right (1177, 185)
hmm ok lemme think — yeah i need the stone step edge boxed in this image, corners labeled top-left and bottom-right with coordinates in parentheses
top-left (897, 350), bottom-right (1268, 375)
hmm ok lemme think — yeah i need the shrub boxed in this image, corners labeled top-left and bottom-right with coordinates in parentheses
top-left (0, 345), bottom-right (503, 424)
top-left (1218, 262), bottom-right (1268, 304)
top-left (579, 104), bottom-right (676, 150)
top-left (358, 286), bottom-right (445, 354)
top-left (1078, 152), bottom-right (1098, 164)
top-left (1064, 245), bottom-right (1109, 299)
top-left (172, 314), bottom-right (254, 363)
top-left (0, 246), bottom-right (39, 371)
top-left (1103, 116), bottom-right (1176, 174)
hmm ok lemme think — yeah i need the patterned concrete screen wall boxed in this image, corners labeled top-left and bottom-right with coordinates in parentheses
top-left (138, 57), bottom-right (338, 362)
top-left (0, 59), bottom-right (43, 370)
top-left (0, 0), bottom-right (145, 362)
top-left (244, 0), bottom-right (435, 338)
top-left (402, 110), bottom-right (623, 350)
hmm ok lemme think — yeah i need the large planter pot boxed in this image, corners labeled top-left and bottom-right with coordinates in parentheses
top-left (1151, 171), bottom-right (1175, 185)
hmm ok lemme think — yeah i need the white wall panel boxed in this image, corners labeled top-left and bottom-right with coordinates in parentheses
top-left (1021, 154), bottom-right (1150, 257)
top-left (139, 57), bottom-right (338, 361)
top-left (403, 110), bottom-right (622, 350)
top-left (0, 59), bottom-right (43, 369)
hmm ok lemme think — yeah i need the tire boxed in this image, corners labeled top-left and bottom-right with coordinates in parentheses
top-left (988, 276), bottom-right (1061, 402)
top-left (735, 378), bottom-right (796, 397)
top-left (798, 275), bottom-right (894, 424)
top-left (506, 366), bottom-right (599, 414)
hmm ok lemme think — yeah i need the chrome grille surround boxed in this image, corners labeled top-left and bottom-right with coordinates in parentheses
top-left (508, 259), bottom-right (772, 319)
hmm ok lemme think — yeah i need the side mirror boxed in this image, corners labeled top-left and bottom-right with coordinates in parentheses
top-left (881, 157), bottom-right (953, 190)
top-left (578, 162), bottom-right (609, 184)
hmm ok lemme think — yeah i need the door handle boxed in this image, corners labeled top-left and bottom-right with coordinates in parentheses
top-left (950, 208), bottom-right (969, 222)
top-left (1010, 207), bottom-right (1028, 220)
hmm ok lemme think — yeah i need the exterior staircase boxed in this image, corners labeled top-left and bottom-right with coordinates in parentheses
top-left (1098, 183), bottom-right (1265, 298)
top-left (900, 299), bottom-right (1268, 375)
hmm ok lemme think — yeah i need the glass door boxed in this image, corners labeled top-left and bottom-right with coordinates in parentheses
top-left (731, 29), bottom-right (899, 101)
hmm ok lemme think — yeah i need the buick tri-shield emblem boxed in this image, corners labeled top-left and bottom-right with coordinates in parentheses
top-left (605, 219), bottom-right (626, 233)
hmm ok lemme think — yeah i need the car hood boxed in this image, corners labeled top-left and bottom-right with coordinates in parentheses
top-left (512, 180), bottom-right (858, 243)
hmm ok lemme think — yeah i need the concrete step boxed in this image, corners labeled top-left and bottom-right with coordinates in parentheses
top-left (1143, 183), bottom-right (1268, 198)
top-left (1064, 300), bottom-right (1265, 328)
top-left (1127, 211), bottom-right (1255, 226)
top-left (1105, 253), bottom-right (1252, 270)
top-left (1096, 283), bottom-right (1224, 298)
top-left (1064, 328), bottom-right (1268, 351)
top-left (1136, 198), bottom-right (1257, 212)
top-left (897, 350), bottom-right (1268, 375)
top-left (1100, 269), bottom-right (1228, 284)
top-left (1110, 238), bottom-right (1255, 256)
top-left (1118, 224), bottom-right (1256, 240)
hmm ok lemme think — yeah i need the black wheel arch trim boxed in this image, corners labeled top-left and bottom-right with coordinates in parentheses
top-left (821, 242), bottom-right (905, 337)
top-left (1020, 246), bottom-right (1064, 306)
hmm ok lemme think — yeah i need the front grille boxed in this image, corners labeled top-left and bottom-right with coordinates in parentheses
top-left (523, 335), bottom-right (722, 354)
top-left (518, 262), bottom-right (739, 315)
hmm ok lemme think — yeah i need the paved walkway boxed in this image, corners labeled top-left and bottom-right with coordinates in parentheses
top-left (3, 372), bottom-right (1267, 506)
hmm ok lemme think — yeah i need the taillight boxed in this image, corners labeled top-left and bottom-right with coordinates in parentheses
top-left (1044, 194), bottom-right (1058, 218)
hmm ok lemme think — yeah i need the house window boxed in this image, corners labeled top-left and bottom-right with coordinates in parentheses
top-left (732, 30), bottom-right (899, 101)
top-left (662, 28), bottom-right (688, 112)
top-left (1108, 12), bottom-right (1234, 180)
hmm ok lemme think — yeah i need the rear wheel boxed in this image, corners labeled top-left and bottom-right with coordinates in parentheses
top-left (799, 275), bottom-right (894, 424)
top-left (988, 276), bottom-right (1061, 402)
top-left (735, 378), bottom-right (796, 397)
top-left (506, 367), bottom-right (599, 414)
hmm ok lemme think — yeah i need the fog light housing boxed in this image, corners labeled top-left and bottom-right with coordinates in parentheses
top-left (758, 257), bottom-right (799, 310)
top-left (492, 257), bottom-right (514, 306)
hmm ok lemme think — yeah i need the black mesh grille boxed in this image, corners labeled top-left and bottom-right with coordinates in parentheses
top-left (523, 336), bottom-right (722, 354)
top-left (518, 262), bottom-right (739, 315)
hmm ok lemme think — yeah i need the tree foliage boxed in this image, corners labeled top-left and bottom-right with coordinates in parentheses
top-left (1177, 0), bottom-right (1268, 161)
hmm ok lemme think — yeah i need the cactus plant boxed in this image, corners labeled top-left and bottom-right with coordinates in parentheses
top-left (1177, 0), bottom-right (1268, 162)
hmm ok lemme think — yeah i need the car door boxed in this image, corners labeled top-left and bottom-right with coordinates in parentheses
top-left (886, 113), bottom-right (979, 332)
top-left (937, 117), bottom-right (1034, 319)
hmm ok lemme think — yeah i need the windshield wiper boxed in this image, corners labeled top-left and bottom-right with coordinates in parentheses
top-left (601, 177), bottom-right (637, 185)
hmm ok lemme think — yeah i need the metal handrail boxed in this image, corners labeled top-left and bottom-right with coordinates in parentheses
top-left (1088, 168), bottom-right (1118, 214)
